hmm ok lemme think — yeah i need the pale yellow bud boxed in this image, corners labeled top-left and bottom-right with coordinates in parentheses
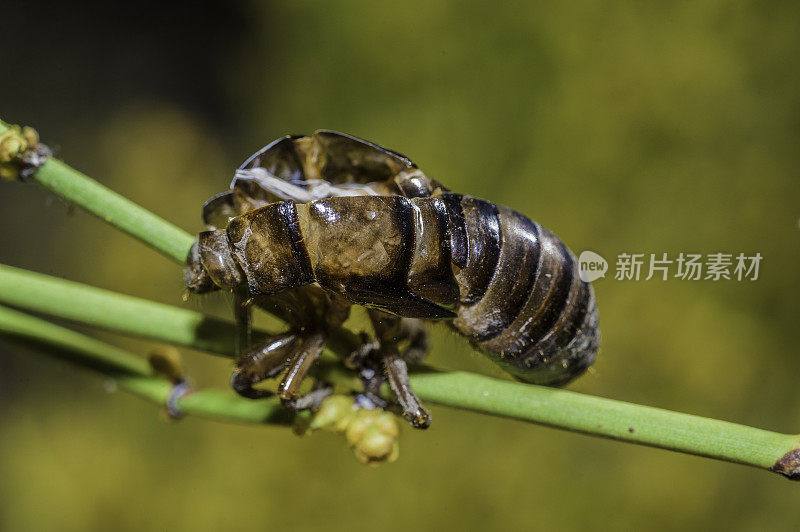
top-left (21, 126), bottom-right (39, 147)
top-left (0, 135), bottom-right (24, 163)
top-left (345, 409), bottom-right (401, 465)
top-left (309, 395), bottom-right (356, 433)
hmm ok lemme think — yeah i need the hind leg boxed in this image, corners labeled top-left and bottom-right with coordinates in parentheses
top-left (367, 310), bottom-right (431, 429)
top-left (383, 354), bottom-right (430, 429)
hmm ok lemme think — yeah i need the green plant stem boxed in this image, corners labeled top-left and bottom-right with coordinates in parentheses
top-left (406, 371), bottom-right (798, 470)
top-left (1, 118), bottom-right (799, 479)
top-left (0, 264), bottom-right (241, 356)
top-left (0, 305), bottom-right (292, 425)
top-left (0, 263), bottom-right (360, 358)
top-left (1, 264), bottom-right (798, 477)
top-left (0, 120), bottom-right (194, 264)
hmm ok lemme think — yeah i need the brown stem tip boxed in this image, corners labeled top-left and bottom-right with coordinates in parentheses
top-left (771, 449), bottom-right (800, 480)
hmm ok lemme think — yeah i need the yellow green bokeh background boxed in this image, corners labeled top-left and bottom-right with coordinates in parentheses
top-left (1, 1), bottom-right (799, 530)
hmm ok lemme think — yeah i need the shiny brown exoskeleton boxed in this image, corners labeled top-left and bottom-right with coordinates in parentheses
top-left (185, 131), bottom-right (599, 428)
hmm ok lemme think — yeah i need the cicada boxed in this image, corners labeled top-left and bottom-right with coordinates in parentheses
top-left (184, 131), bottom-right (599, 428)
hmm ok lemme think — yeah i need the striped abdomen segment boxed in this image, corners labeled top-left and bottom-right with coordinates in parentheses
top-left (443, 194), bottom-right (599, 386)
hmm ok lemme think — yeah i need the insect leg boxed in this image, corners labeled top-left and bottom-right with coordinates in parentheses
top-left (383, 354), bottom-right (430, 429)
top-left (277, 333), bottom-right (327, 403)
top-left (231, 332), bottom-right (333, 411)
top-left (234, 289), bottom-right (350, 408)
top-left (368, 310), bottom-right (431, 429)
top-left (230, 333), bottom-right (299, 399)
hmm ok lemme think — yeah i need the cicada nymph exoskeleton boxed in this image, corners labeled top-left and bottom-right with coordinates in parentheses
top-left (185, 131), bottom-right (599, 428)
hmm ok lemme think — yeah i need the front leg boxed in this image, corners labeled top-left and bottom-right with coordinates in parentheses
top-left (231, 333), bottom-right (299, 399)
top-left (231, 331), bottom-right (334, 412)
top-left (368, 310), bottom-right (431, 429)
top-left (277, 333), bottom-right (327, 403)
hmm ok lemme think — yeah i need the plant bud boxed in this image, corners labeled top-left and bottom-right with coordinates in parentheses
top-left (345, 409), bottom-right (401, 465)
top-left (309, 395), bottom-right (355, 433)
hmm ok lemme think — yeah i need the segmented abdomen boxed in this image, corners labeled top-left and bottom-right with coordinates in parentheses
top-left (441, 193), bottom-right (599, 386)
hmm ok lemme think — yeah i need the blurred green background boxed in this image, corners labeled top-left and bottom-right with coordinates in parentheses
top-left (1, 1), bottom-right (799, 530)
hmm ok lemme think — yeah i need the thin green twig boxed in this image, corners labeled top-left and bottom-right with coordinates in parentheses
top-left (0, 304), bottom-right (292, 425)
top-left (0, 263), bottom-right (360, 358)
top-left (1, 118), bottom-right (799, 479)
top-left (1, 119), bottom-right (194, 263)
